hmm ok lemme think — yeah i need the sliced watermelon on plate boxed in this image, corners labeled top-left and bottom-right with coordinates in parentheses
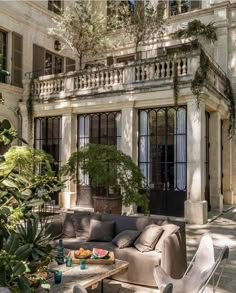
top-left (92, 248), bottom-right (109, 259)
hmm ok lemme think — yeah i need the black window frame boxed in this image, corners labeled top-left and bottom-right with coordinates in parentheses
top-left (169, 0), bottom-right (201, 17)
top-left (34, 116), bottom-right (62, 174)
top-left (138, 106), bottom-right (187, 192)
top-left (77, 111), bottom-right (121, 148)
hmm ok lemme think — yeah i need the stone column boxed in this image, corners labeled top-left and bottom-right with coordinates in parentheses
top-left (59, 110), bottom-right (77, 209)
top-left (184, 100), bottom-right (208, 224)
top-left (209, 111), bottom-right (223, 211)
top-left (120, 105), bottom-right (138, 214)
top-left (222, 120), bottom-right (234, 204)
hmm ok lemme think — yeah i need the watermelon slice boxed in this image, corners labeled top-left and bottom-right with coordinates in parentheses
top-left (92, 248), bottom-right (109, 259)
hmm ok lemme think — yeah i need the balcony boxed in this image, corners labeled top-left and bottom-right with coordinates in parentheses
top-left (30, 48), bottom-right (229, 104)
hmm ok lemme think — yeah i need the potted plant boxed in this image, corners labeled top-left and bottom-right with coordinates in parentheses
top-left (61, 144), bottom-right (149, 214)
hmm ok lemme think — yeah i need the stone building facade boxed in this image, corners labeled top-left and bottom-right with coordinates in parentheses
top-left (1, 0), bottom-right (236, 224)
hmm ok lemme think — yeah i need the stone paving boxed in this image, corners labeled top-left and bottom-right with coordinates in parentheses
top-left (86, 206), bottom-right (236, 293)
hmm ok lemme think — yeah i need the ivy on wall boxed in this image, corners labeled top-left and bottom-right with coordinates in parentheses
top-left (174, 20), bottom-right (235, 137)
top-left (26, 78), bottom-right (34, 140)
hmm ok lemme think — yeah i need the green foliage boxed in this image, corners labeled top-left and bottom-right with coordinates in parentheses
top-left (62, 144), bottom-right (149, 213)
top-left (26, 79), bottom-right (34, 139)
top-left (17, 217), bottom-right (52, 263)
top-left (0, 119), bottom-right (18, 146)
top-left (0, 143), bottom-right (63, 291)
top-left (191, 49), bottom-right (209, 108)
top-left (115, 0), bottom-right (165, 55)
top-left (174, 20), bottom-right (217, 42)
top-left (225, 78), bottom-right (236, 138)
top-left (49, 0), bottom-right (113, 68)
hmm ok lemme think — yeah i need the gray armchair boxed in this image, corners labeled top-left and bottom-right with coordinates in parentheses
top-left (153, 234), bottom-right (229, 293)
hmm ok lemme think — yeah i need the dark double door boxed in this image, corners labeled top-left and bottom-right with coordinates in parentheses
top-left (138, 107), bottom-right (187, 217)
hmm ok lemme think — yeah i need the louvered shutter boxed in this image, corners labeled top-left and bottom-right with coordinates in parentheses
top-left (190, 0), bottom-right (200, 10)
top-left (65, 57), bottom-right (75, 73)
top-left (107, 56), bottom-right (114, 66)
top-left (33, 44), bottom-right (45, 78)
top-left (12, 32), bottom-right (23, 87)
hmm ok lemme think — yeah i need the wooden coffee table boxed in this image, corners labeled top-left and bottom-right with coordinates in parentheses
top-left (41, 259), bottom-right (128, 293)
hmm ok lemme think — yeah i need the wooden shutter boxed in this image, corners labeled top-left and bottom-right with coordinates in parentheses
top-left (190, 0), bottom-right (200, 11)
top-left (107, 56), bottom-right (114, 66)
top-left (33, 44), bottom-right (45, 78)
top-left (65, 57), bottom-right (75, 73)
top-left (12, 32), bottom-right (23, 87)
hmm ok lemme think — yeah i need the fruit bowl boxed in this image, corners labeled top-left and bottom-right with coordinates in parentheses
top-left (74, 248), bottom-right (92, 259)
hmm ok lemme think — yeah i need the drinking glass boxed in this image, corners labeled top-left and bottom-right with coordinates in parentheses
top-left (54, 271), bottom-right (62, 284)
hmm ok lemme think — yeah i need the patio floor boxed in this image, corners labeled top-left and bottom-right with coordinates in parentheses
top-left (84, 206), bottom-right (236, 293)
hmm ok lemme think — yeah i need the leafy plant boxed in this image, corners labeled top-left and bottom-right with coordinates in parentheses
top-left (61, 144), bottom-right (149, 213)
top-left (115, 0), bottom-right (165, 57)
top-left (17, 217), bottom-right (52, 264)
top-left (174, 20), bottom-right (217, 42)
top-left (49, 0), bottom-right (114, 68)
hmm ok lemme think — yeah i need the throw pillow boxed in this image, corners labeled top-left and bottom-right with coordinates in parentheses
top-left (134, 224), bottom-right (163, 252)
top-left (62, 213), bottom-right (76, 238)
top-left (112, 230), bottom-right (141, 249)
top-left (88, 219), bottom-right (115, 242)
top-left (155, 224), bottom-right (179, 252)
top-left (71, 213), bottom-right (101, 241)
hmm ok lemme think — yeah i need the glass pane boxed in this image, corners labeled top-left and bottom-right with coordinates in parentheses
top-left (167, 108), bottom-right (175, 134)
top-left (156, 109), bottom-right (165, 135)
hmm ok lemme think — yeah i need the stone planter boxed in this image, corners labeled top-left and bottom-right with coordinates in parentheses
top-left (93, 196), bottom-right (122, 214)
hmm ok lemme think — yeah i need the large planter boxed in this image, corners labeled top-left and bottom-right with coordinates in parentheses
top-left (93, 196), bottom-right (122, 214)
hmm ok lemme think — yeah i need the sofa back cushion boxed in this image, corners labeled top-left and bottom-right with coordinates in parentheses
top-left (88, 219), bottom-right (115, 242)
top-left (134, 224), bottom-right (163, 252)
top-left (155, 223), bottom-right (180, 252)
top-left (62, 213), bottom-right (76, 238)
top-left (112, 230), bottom-right (141, 249)
top-left (101, 214), bottom-right (150, 235)
top-left (71, 213), bottom-right (101, 240)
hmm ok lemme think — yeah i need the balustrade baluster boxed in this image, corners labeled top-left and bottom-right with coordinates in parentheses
top-left (161, 62), bottom-right (165, 78)
top-left (182, 58), bottom-right (187, 74)
top-left (114, 69), bottom-right (118, 84)
top-left (177, 59), bottom-right (182, 75)
top-left (166, 61), bottom-right (170, 78)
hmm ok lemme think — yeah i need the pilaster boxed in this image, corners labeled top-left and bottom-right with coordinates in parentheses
top-left (185, 100), bottom-right (208, 224)
top-left (209, 111), bottom-right (223, 210)
top-left (59, 110), bottom-right (77, 209)
top-left (222, 120), bottom-right (234, 204)
top-left (120, 105), bottom-right (138, 214)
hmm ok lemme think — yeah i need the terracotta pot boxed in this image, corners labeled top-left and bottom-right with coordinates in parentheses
top-left (92, 196), bottom-right (122, 214)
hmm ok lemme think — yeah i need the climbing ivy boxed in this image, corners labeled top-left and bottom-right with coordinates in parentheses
top-left (26, 78), bottom-right (34, 140)
top-left (173, 20), bottom-right (236, 136)
top-left (225, 78), bottom-right (236, 138)
top-left (191, 49), bottom-right (209, 108)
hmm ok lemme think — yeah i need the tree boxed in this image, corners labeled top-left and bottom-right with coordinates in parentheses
top-left (49, 0), bottom-right (113, 68)
top-left (113, 0), bottom-right (166, 57)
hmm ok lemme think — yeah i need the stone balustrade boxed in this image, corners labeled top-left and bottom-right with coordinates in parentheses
top-left (30, 49), bottom-right (228, 102)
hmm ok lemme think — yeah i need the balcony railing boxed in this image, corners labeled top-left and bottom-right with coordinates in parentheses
top-left (30, 49), bottom-right (229, 103)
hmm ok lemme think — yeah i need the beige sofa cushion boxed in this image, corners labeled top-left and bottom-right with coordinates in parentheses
top-left (155, 224), bottom-right (179, 252)
top-left (112, 230), bottom-right (141, 249)
top-left (71, 213), bottom-right (101, 240)
top-left (88, 219), bottom-right (115, 242)
top-left (134, 224), bottom-right (163, 252)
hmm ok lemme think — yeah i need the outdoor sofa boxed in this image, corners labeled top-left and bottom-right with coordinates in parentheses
top-left (48, 212), bottom-right (187, 287)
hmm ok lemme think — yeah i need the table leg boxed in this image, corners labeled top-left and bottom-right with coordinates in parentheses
top-left (101, 279), bottom-right (104, 293)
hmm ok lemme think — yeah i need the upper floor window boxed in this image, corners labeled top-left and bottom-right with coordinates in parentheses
top-left (169, 0), bottom-right (200, 16)
top-left (48, 0), bottom-right (63, 14)
top-left (0, 30), bottom-right (7, 83)
top-left (107, 0), bottom-right (137, 28)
